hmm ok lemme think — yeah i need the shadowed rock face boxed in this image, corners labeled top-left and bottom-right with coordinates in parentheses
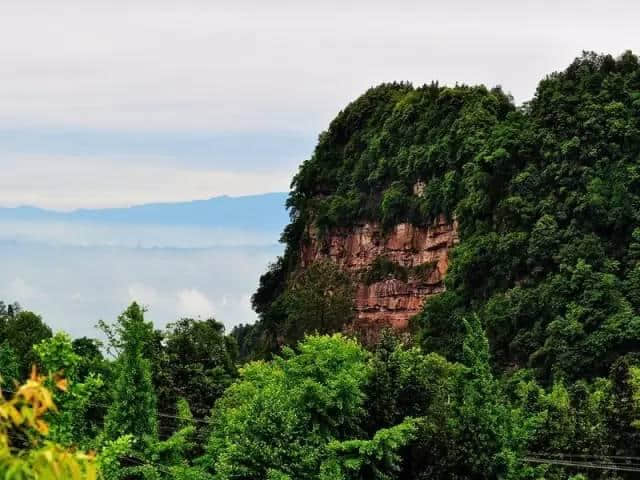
top-left (300, 215), bottom-right (458, 342)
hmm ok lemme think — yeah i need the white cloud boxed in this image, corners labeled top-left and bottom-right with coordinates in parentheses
top-left (0, 1), bottom-right (637, 209)
top-left (0, 240), bottom-right (281, 337)
top-left (177, 288), bottom-right (215, 319)
top-left (0, 154), bottom-right (291, 209)
top-left (0, 1), bottom-right (637, 132)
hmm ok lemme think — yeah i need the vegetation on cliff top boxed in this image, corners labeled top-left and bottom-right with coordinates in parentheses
top-left (249, 51), bottom-right (640, 385)
top-left (225, 51), bottom-right (640, 478)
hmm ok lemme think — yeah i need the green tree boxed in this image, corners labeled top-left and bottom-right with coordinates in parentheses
top-left (0, 372), bottom-right (98, 480)
top-left (0, 342), bottom-right (19, 387)
top-left (282, 261), bottom-right (355, 344)
top-left (203, 334), bottom-right (393, 480)
top-left (103, 303), bottom-right (158, 444)
top-left (3, 310), bottom-right (52, 377)
top-left (72, 337), bottom-right (107, 381)
top-left (158, 317), bottom-right (237, 424)
top-left (34, 332), bottom-right (106, 448)
top-left (319, 418), bottom-right (418, 480)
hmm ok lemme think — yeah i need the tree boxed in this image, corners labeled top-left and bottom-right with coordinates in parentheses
top-left (319, 419), bottom-right (418, 480)
top-left (396, 317), bottom-right (543, 479)
top-left (72, 337), bottom-right (107, 381)
top-left (103, 303), bottom-right (158, 444)
top-left (204, 334), bottom-right (392, 480)
top-left (34, 333), bottom-right (106, 448)
top-left (364, 332), bottom-right (463, 479)
top-left (0, 342), bottom-right (19, 387)
top-left (3, 310), bottom-right (52, 377)
top-left (380, 182), bottom-right (411, 228)
top-left (282, 261), bottom-right (355, 344)
top-left (158, 317), bottom-right (237, 423)
top-left (0, 370), bottom-right (97, 479)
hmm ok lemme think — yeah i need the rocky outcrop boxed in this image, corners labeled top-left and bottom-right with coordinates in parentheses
top-left (300, 215), bottom-right (458, 342)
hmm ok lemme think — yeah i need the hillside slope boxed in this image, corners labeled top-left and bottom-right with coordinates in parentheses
top-left (246, 52), bottom-right (640, 384)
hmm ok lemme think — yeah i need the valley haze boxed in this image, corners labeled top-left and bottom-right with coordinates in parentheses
top-left (0, 192), bottom-right (288, 338)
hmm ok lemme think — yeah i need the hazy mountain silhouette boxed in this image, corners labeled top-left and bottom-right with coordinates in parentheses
top-left (0, 192), bottom-right (289, 231)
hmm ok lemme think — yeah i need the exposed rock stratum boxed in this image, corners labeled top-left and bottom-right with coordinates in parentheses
top-left (301, 215), bottom-right (458, 342)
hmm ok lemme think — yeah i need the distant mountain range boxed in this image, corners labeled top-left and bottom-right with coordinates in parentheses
top-left (0, 192), bottom-right (289, 231)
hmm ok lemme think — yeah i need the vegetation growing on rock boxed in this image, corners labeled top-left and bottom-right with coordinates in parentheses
top-left (4, 51), bottom-right (640, 479)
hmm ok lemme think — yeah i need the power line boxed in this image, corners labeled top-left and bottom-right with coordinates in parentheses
top-left (523, 457), bottom-right (640, 473)
top-left (2, 385), bottom-right (218, 427)
top-left (528, 452), bottom-right (640, 462)
top-left (122, 454), bottom-right (174, 475)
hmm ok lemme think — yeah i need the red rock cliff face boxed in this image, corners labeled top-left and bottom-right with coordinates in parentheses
top-left (300, 215), bottom-right (459, 342)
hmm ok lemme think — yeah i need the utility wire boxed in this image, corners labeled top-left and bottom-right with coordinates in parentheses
top-left (522, 457), bottom-right (640, 473)
top-left (2, 385), bottom-right (217, 426)
top-left (527, 452), bottom-right (640, 461)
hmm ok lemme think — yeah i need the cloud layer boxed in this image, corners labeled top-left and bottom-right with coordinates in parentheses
top-left (0, 154), bottom-right (293, 209)
top-left (1, 0), bottom-right (638, 209)
top-left (0, 239), bottom-right (281, 338)
top-left (0, 0), bottom-right (637, 132)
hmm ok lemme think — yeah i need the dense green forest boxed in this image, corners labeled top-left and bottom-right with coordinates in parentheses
top-left (3, 51), bottom-right (640, 479)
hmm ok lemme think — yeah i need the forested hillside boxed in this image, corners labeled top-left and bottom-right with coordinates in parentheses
top-left (3, 51), bottom-right (640, 479)
top-left (241, 51), bottom-right (640, 477)
top-left (249, 50), bottom-right (640, 379)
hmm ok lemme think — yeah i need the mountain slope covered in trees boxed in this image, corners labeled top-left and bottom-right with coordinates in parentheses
top-left (249, 51), bottom-right (640, 383)
top-left (4, 51), bottom-right (640, 480)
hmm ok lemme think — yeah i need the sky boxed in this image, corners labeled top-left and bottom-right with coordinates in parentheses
top-left (0, 0), bottom-right (638, 209)
top-left (0, 0), bottom-right (639, 335)
top-left (0, 239), bottom-right (282, 338)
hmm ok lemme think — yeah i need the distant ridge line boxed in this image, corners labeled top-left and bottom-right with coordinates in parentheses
top-left (0, 192), bottom-right (289, 231)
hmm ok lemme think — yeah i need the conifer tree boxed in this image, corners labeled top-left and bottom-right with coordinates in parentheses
top-left (104, 302), bottom-right (158, 443)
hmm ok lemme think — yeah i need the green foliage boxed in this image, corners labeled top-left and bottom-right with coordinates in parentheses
top-left (364, 320), bottom-right (543, 479)
top-left (282, 261), bottom-right (355, 343)
top-left (380, 182), bottom-right (411, 228)
top-left (319, 418), bottom-right (418, 480)
top-left (438, 317), bottom-right (540, 480)
top-left (0, 342), bottom-right (19, 386)
top-left (72, 337), bottom-right (107, 381)
top-left (363, 257), bottom-right (408, 284)
top-left (363, 331), bottom-right (461, 433)
top-left (35, 332), bottom-right (81, 378)
top-left (229, 322), bottom-right (261, 363)
top-left (98, 435), bottom-right (133, 480)
top-left (289, 82), bottom-right (512, 231)
top-left (408, 52), bottom-right (640, 385)
top-left (2, 310), bottom-right (52, 377)
top-left (203, 335), bottom-right (374, 479)
top-left (104, 303), bottom-right (158, 443)
top-left (246, 261), bottom-right (356, 357)
top-left (155, 318), bottom-right (237, 424)
top-left (35, 333), bottom-right (106, 447)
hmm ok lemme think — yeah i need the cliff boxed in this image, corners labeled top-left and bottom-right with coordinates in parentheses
top-left (245, 52), bottom-right (640, 385)
top-left (300, 215), bottom-right (458, 341)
